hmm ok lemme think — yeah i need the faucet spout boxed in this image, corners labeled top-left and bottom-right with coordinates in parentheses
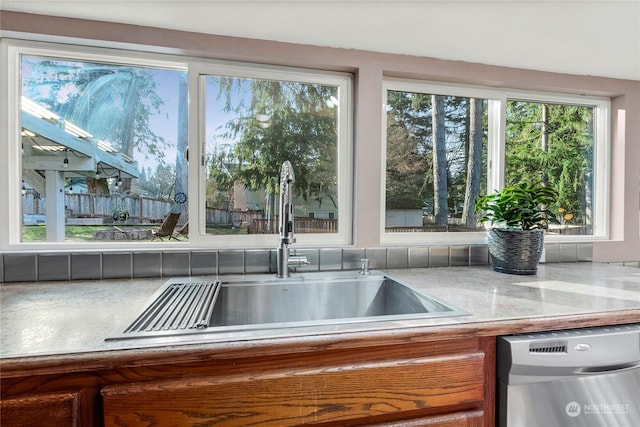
top-left (279, 160), bottom-right (296, 246)
top-left (277, 161), bottom-right (296, 278)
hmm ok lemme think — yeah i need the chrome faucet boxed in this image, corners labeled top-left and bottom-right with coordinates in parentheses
top-left (277, 161), bottom-right (308, 277)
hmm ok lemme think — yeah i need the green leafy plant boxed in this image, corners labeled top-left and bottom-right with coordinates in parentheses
top-left (474, 182), bottom-right (558, 230)
top-left (112, 208), bottom-right (129, 223)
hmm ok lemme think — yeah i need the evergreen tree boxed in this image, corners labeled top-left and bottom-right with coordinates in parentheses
top-left (208, 77), bottom-right (339, 218)
top-left (432, 95), bottom-right (448, 227)
top-left (385, 91), bottom-right (431, 210)
top-left (506, 101), bottom-right (593, 228)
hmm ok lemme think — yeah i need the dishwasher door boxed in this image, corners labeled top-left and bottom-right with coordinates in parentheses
top-left (497, 324), bottom-right (640, 427)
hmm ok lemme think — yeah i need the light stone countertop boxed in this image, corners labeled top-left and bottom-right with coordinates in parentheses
top-left (1, 262), bottom-right (640, 359)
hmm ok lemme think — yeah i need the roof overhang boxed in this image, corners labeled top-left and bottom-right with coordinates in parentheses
top-left (21, 108), bottom-right (139, 179)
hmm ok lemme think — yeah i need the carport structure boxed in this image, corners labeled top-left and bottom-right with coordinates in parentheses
top-left (21, 97), bottom-right (139, 242)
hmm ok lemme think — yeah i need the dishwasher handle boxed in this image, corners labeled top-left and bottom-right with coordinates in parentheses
top-left (575, 361), bottom-right (640, 375)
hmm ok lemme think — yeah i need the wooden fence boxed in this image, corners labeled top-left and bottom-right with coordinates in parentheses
top-left (22, 192), bottom-right (172, 224)
top-left (386, 226), bottom-right (481, 232)
top-left (22, 192), bottom-right (338, 233)
top-left (205, 209), bottom-right (265, 228)
top-left (251, 218), bottom-right (337, 234)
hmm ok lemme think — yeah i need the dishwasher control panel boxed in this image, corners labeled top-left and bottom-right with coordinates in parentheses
top-left (499, 323), bottom-right (640, 382)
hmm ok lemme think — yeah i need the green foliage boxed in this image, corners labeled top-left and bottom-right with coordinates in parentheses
top-left (386, 111), bottom-right (429, 209)
top-left (385, 91), bottom-right (431, 209)
top-left (134, 164), bottom-right (176, 200)
top-left (208, 77), bottom-right (338, 210)
top-left (22, 225), bottom-right (109, 242)
top-left (505, 101), bottom-right (593, 226)
top-left (22, 57), bottom-right (170, 164)
top-left (474, 182), bottom-right (558, 230)
top-left (385, 91), bottom-right (487, 218)
top-left (205, 145), bottom-right (236, 208)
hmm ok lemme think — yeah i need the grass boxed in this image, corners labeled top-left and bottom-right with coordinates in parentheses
top-left (21, 224), bottom-right (248, 242)
top-left (22, 225), bottom-right (158, 242)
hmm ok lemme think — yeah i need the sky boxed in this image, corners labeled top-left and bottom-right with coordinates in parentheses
top-left (22, 56), bottom-right (187, 174)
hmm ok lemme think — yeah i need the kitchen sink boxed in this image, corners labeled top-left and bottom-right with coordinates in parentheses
top-left (109, 271), bottom-right (468, 340)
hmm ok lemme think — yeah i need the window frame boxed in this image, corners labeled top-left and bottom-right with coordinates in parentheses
top-left (189, 60), bottom-right (353, 248)
top-left (1, 39), bottom-right (354, 251)
top-left (381, 78), bottom-right (610, 245)
top-left (502, 89), bottom-right (610, 242)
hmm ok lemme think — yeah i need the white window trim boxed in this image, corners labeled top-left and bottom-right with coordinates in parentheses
top-left (2, 39), bottom-right (191, 252)
top-left (188, 60), bottom-right (353, 248)
top-left (1, 39), bottom-right (353, 251)
top-left (381, 78), bottom-right (610, 245)
top-left (502, 88), bottom-right (610, 242)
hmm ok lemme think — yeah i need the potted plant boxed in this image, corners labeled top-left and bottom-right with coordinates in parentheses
top-left (474, 182), bottom-right (558, 275)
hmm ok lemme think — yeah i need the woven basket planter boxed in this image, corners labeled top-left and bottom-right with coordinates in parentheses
top-left (487, 228), bottom-right (544, 275)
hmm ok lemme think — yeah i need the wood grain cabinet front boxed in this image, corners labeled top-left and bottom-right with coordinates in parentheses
top-left (0, 336), bottom-right (495, 426)
top-left (365, 410), bottom-right (485, 427)
top-left (102, 340), bottom-right (491, 426)
top-left (0, 388), bottom-right (98, 427)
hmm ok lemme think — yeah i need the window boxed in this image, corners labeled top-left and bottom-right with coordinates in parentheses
top-left (16, 49), bottom-right (188, 244)
top-left (1, 40), bottom-right (610, 252)
top-left (195, 63), bottom-right (352, 247)
top-left (383, 80), bottom-right (493, 244)
top-left (383, 79), bottom-right (609, 244)
top-left (506, 100), bottom-right (597, 236)
top-left (3, 40), bottom-right (352, 249)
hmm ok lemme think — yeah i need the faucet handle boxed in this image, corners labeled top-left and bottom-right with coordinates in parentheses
top-left (360, 258), bottom-right (370, 275)
top-left (288, 255), bottom-right (310, 267)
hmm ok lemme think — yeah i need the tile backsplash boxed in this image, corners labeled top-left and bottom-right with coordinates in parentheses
top-left (1, 243), bottom-right (595, 283)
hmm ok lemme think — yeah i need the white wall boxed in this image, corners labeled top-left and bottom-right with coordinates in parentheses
top-left (0, 1), bottom-right (638, 81)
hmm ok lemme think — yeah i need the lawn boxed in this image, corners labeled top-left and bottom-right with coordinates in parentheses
top-left (22, 225), bottom-right (158, 242)
top-left (21, 224), bottom-right (248, 242)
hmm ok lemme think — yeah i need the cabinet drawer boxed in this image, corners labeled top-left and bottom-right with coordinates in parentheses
top-left (103, 352), bottom-right (485, 426)
top-left (1, 389), bottom-right (97, 427)
top-left (368, 409), bottom-right (484, 427)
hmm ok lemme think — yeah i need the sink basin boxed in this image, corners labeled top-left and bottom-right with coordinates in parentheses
top-left (110, 271), bottom-right (467, 340)
top-left (210, 274), bottom-right (464, 326)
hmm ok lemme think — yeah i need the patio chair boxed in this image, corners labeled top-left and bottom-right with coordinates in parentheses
top-left (151, 212), bottom-right (181, 241)
top-left (176, 221), bottom-right (189, 238)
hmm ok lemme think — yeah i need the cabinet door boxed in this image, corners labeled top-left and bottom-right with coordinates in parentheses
top-left (103, 352), bottom-right (485, 426)
top-left (0, 389), bottom-right (97, 427)
top-left (366, 409), bottom-right (484, 427)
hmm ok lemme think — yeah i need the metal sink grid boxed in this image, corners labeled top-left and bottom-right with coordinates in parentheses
top-left (123, 280), bottom-right (221, 333)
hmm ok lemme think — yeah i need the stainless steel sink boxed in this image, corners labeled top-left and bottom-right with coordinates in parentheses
top-left (110, 271), bottom-right (467, 340)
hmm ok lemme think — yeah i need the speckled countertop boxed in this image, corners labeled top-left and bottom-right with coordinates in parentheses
top-left (1, 262), bottom-right (640, 360)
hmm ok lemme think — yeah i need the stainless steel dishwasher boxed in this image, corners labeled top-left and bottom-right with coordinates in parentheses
top-left (497, 323), bottom-right (640, 427)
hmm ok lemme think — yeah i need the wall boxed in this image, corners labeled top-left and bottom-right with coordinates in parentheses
top-left (1, 11), bottom-right (639, 266)
top-left (1, 243), bottom-right (602, 283)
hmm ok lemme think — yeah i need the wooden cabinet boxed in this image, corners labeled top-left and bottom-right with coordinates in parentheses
top-left (366, 410), bottom-right (484, 426)
top-left (101, 337), bottom-right (495, 426)
top-left (0, 389), bottom-right (97, 427)
top-left (1, 336), bottom-right (495, 427)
